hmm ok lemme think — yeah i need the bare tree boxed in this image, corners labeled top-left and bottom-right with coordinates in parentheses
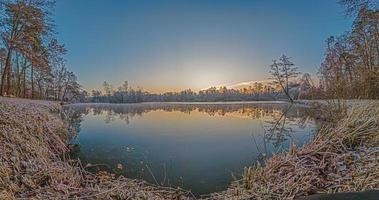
top-left (319, 1), bottom-right (378, 99)
top-left (0, 0), bottom-right (81, 101)
top-left (298, 73), bottom-right (315, 99)
top-left (338, 0), bottom-right (376, 16)
top-left (0, 0), bottom-right (54, 96)
top-left (269, 55), bottom-right (300, 102)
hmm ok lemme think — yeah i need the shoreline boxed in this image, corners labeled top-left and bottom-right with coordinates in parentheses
top-left (1, 97), bottom-right (378, 199)
top-left (208, 101), bottom-right (379, 199)
top-left (0, 97), bottom-right (191, 200)
top-left (68, 99), bottom-right (379, 109)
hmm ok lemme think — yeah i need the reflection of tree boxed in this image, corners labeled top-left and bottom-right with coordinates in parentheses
top-left (260, 104), bottom-right (317, 150)
top-left (264, 105), bottom-right (293, 148)
top-left (61, 106), bottom-right (86, 142)
top-left (68, 103), bottom-right (314, 125)
top-left (104, 110), bottom-right (115, 124)
top-left (65, 103), bottom-right (318, 185)
top-left (66, 104), bottom-right (317, 152)
top-left (251, 128), bottom-right (268, 164)
top-left (250, 104), bottom-right (314, 165)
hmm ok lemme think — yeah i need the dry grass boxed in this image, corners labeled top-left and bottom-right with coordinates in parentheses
top-left (1, 97), bottom-right (378, 200)
top-left (0, 97), bottom-right (191, 200)
top-left (208, 102), bottom-right (379, 200)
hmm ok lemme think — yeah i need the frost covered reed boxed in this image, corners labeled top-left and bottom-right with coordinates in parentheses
top-left (1, 97), bottom-right (377, 200)
top-left (208, 102), bottom-right (379, 199)
top-left (0, 97), bottom-right (190, 200)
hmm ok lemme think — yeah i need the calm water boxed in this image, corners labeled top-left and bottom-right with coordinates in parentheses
top-left (65, 102), bottom-right (318, 196)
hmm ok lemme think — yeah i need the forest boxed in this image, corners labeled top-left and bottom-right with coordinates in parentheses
top-left (88, 80), bottom-right (286, 103)
top-left (0, 0), bottom-right (81, 102)
top-left (319, 0), bottom-right (379, 99)
top-left (0, 0), bottom-right (378, 103)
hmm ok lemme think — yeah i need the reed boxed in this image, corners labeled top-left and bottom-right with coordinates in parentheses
top-left (0, 97), bottom-right (190, 200)
top-left (1, 97), bottom-right (377, 200)
top-left (208, 102), bottom-right (379, 199)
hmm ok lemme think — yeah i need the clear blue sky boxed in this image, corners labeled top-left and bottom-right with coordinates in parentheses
top-left (54, 0), bottom-right (352, 93)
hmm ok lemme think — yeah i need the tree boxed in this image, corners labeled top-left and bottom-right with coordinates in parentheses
top-left (91, 90), bottom-right (102, 102)
top-left (116, 80), bottom-right (129, 103)
top-left (0, 48), bottom-right (5, 83)
top-left (0, 0), bottom-right (80, 101)
top-left (298, 73), bottom-right (315, 99)
top-left (269, 55), bottom-right (300, 102)
top-left (338, 0), bottom-right (376, 16)
top-left (102, 81), bottom-right (113, 98)
top-left (121, 81), bottom-right (128, 93)
top-left (61, 71), bottom-right (80, 102)
top-left (319, 1), bottom-right (378, 99)
top-left (0, 0), bottom-right (54, 96)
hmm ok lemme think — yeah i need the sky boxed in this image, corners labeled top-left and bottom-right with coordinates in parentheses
top-left (54, 0), bottom-right (353, 93)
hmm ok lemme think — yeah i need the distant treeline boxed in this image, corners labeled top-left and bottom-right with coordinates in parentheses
top-left (1, 0), bottom-right (377, 103)
top-left (82, 1), bottom-right (379, 103)
top-left (79, 80), bottom-right (307, 103)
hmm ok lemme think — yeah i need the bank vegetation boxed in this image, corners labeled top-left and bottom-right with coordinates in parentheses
top-left (208, 101), bottom-right (379, 199)
top-left (1, 97), bottom-right (378, 199)
top-left (0, 97), bottom-right (192, 199)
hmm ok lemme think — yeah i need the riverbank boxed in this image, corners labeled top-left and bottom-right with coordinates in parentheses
top-left (1, 97), bottom-right (378, 199)
top-left (208, 101), bottom-right (379, 199)
top-left (0, 97), bottom-right (190, 199)
top-left (294, 99), bottom-right (379, 107)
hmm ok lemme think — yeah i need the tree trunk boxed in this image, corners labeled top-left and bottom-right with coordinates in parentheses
top-left (45, 85), bottom-right (49, 99)
top-left (6, 55), bottom-right (12, 96)
top-left (0, 62), bottom-right (3, 93)
top-left (22, 67), bottom-right (26, 98)
top-left (31, 65), bottom-right (34, 99)
top-left (15, 55), bottom-right (20, 96)
top-left (1, 49), bottom-right (12, 96)
top-left (61, 85), bottom-right (68, 103)
top-left (0, 65), bottom-right (6, 96)
top-left (38, 80), bottom-right (43, 99)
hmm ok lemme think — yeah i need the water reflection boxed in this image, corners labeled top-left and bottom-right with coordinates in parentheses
top-left (63, 102), bottom-right (318, 196)
top-left (67, 102), bottom-right (311, 123)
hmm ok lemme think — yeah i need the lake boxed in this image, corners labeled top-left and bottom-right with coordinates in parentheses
top-left (64, 102), bottom-right (318, 196)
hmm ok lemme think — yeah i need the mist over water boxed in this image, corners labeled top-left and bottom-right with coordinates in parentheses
top-left (65, 102), bottom-right (318, 196)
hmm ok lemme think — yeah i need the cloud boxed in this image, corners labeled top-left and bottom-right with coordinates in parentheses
top-left (201, 79), bottom-right (273, 90)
